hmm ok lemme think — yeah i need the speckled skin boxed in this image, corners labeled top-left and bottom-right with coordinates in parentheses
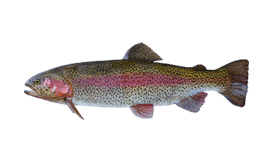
top-left (44, 60), bottom-right (231, 107)
top-left (25, 43), bottom-right (248, 119)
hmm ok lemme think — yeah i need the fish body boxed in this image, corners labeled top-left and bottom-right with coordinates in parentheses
top-left (25, 43), bottom-right (249, 119)
top-left (62, 60), bottom-right (229, 107)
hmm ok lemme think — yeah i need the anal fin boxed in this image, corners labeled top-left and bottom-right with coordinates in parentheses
top-left (130, 104), bottom-right (154, 119)
top-left (176, 92), bottom-right (208, 112)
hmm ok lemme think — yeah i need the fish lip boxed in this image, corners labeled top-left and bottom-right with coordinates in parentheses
top-left (24, 84), bottom-right (40, 97)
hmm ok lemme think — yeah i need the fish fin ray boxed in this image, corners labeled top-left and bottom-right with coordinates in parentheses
top-left (176, 92), bottom-right (208, 112)
top-left (65, 98), bottom-right (84, 120)
top-left (130, 104), bottom-right (154, 119)
top-left (220, 60), bottom-right (249, 107)
top-left (123, 43), bottom-right (162, 62)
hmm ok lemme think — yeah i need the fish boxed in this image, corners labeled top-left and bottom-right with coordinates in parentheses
top-left (24, 43), bottom-right (249, 119)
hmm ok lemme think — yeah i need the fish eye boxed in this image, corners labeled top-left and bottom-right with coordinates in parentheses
top-left (34, 80), bottom-right (40, 85)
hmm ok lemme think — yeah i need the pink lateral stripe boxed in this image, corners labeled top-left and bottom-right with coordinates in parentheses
top-left (72, 73), bottom-right (193, 87)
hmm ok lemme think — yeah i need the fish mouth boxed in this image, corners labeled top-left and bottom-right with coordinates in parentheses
top-left (25, 84), bottom-right (66, 103)
top-left (24, 84), bottom-right (40, 97)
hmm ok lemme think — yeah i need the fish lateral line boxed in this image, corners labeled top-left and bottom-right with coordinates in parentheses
top-left (24, 43), bottom-right (249, 119)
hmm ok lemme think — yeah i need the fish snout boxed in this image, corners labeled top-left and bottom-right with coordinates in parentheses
top-left (24, 80), bottom-right (40, 97)
top-left (24, 80), bottom-right (30, 87)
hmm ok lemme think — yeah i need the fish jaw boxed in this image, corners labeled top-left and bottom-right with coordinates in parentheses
top-left (24, 84), bottom-right (41, 98)
top-left (24, 83), bottom-right (68, 105)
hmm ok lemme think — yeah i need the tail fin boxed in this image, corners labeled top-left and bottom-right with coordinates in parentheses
top-left (220, 60), bottom-right (249, 107)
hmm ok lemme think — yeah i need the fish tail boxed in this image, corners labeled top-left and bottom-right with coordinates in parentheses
top-left (220, 60), bottom-right (249, 107)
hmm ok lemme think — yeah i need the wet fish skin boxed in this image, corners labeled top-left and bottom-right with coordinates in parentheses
top-left (67, 60), bottom-right (230, 106)
top-left (25, 43), bottom-right (249, 119)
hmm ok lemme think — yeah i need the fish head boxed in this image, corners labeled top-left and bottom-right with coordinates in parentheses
top-left (25, 70), bottom-right (72, 101)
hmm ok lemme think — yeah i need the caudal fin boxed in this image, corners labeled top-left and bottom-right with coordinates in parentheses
top-left (220, 60), bottom-right (249, 107)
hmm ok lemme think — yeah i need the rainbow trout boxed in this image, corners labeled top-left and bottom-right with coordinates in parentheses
top-left (25, 43), bottom-right (249, 119)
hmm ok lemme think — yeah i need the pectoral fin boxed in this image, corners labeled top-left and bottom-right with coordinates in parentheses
top-left (130, 104), bottom-right (154, 119)
top-left (65, 98), bottom-right (84, 120)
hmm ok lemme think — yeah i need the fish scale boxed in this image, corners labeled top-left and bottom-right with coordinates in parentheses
top-left (67, 60), bottom-right (228, 107)
top-left (25, 43), bottom-right (248, 119)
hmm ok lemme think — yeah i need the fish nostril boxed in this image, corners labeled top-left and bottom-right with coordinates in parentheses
top-left (25, 81), bottom-right (31, 87)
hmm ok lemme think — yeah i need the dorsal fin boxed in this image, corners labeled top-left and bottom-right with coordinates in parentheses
top-left (193, 64), bottom-right (207, 71)
top-left (123, 43), bottom-right (162, 62)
